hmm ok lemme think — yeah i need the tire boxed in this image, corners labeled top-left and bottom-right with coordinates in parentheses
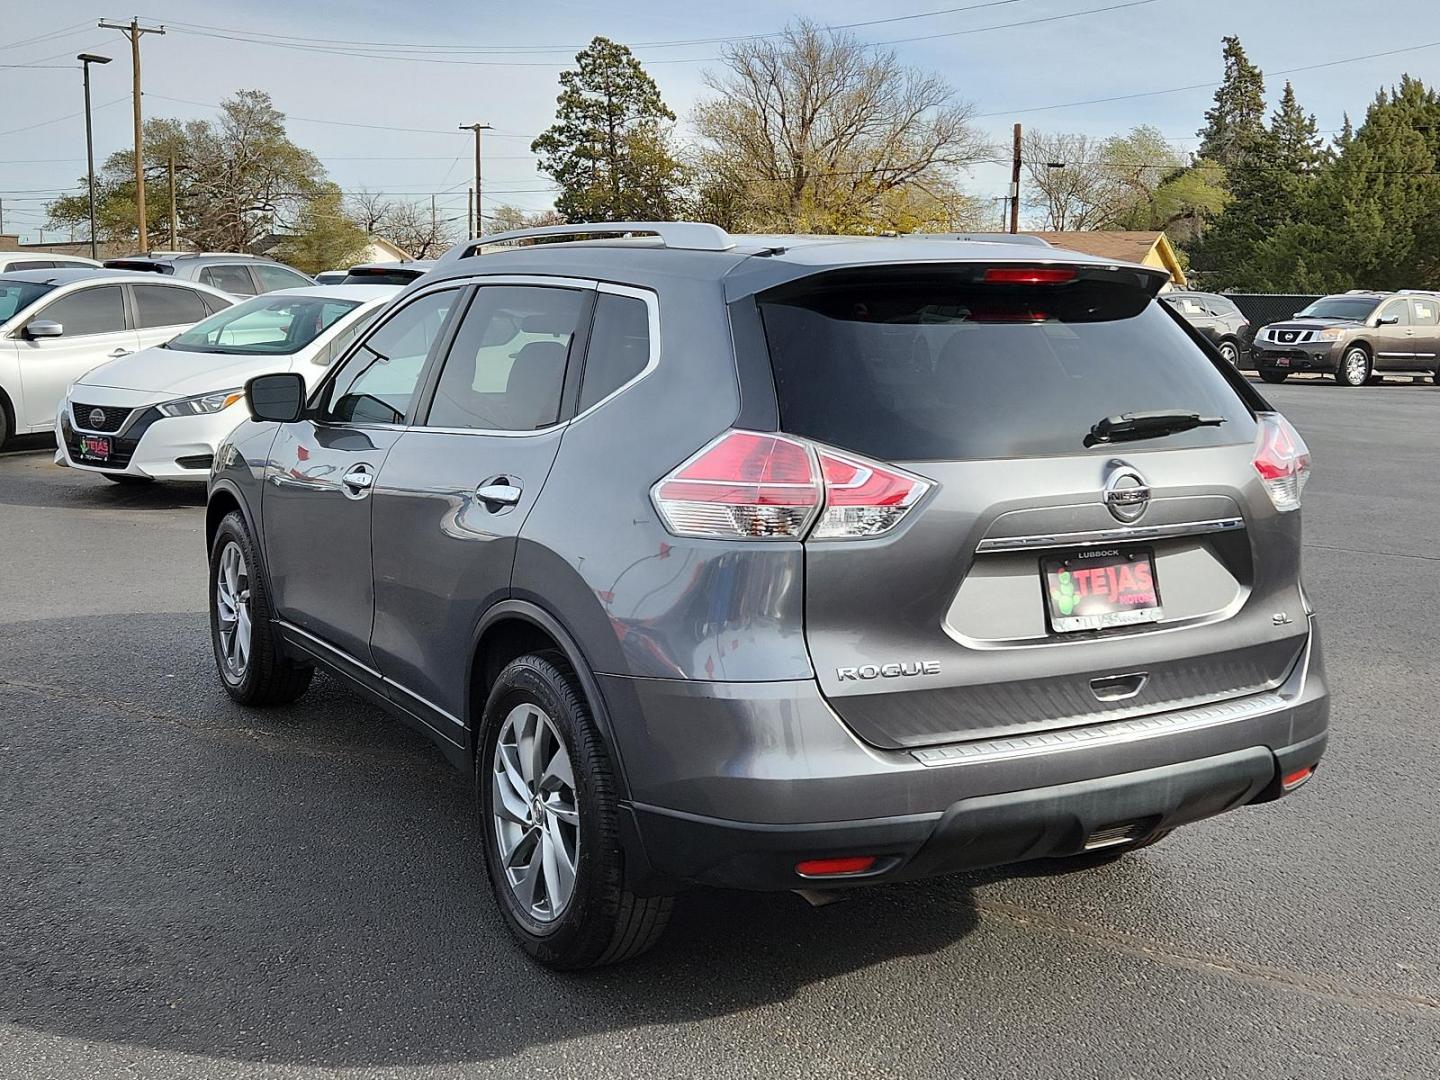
top-left (0, 398), bottom-right (9, 451)
top-left (101, 473), bottom-right (153, 486)
top-left (478, 651), bottom-right (672, 970)
top-left (1259, 369), bottom-right (1289, 384)
top-left (1217, 339), bottom-right (1241, 367)
top-left (208, 510), bottom-right (313, 706)
top-left (1337, 345), bottom-right (1371, 387)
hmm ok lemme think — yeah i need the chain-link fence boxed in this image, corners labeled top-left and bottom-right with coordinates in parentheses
top-left (1223, 293), bottom-right (1322, 330)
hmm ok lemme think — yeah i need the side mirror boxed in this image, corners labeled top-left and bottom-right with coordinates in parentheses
top-left (246, 372), bottom-right (307, 423)
top-left (1376, 315), bottom-right (1400, 326)
top-left (25, 319), bottom-right (63, 339)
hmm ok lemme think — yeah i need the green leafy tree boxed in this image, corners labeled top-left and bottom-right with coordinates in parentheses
top-left (1198, 36), bottom-right (1268, 170)
top-left (271, 184), bottom-right (369, 274)
top-left (532, 37), bottom-right (688, 222)
top-left (47, 91), bottom-right (342, 255)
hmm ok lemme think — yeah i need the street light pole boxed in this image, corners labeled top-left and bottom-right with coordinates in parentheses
top-left (78, 53), bottom-right (112, 261)
top-left (459, 123), bottom-right (492, 236)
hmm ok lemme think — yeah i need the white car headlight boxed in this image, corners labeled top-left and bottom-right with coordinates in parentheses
top-left (157, 388), bottom-right (245, 418)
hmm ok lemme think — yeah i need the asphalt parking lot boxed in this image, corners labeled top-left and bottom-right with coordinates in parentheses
top-left (2, 379), bottom-right (1437, 1080)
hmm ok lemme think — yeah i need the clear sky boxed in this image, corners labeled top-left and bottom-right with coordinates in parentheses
top-left (3, 0), bottom-right (1438, 241)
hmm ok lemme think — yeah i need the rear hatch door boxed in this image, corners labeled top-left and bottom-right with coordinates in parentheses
top-left (758, 263), bottom-right (1310, 750)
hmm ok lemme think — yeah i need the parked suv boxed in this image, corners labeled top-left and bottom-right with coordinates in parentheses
top-left (1252, 290), bottom-right (1440, 386)
top-left (206, 223), bottom-right (1329, 969)
top-left (1161, 290), bottom-right (1252, 367)
top-left (103, 253), bottom-right (313, 298)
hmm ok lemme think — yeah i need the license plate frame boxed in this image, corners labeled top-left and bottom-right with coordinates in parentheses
top-left (78, 434), bottom-right (112, 461)
top-left (1042, 547), bottom-right (1163, 634)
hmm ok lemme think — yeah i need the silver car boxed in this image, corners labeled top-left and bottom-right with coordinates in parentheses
top-left (206, 223), bottom-right (1329, 969)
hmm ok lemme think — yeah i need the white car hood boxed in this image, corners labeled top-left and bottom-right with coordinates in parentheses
top-left (75, 345), bottom-right (297, 400)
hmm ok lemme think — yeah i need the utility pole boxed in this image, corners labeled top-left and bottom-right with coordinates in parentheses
top-left (1009, 122), bottom-right (1022, 235)
top-left (468, 189), bottom-right (475, 235)
top-left (167, 153), bottom-right (177, 247)
top-left (459, 123), bottom-right (492, 236)
top-left (99, 18), bottom-right (165, 252)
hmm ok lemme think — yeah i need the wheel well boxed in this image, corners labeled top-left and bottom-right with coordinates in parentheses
top-left (1346, 340), bottom-right (1373, 357)
top-left (205, 490), bottom-right (242, 549)
top-left (469, 617), bottom-right (564, 742)
top-left (0, 386), bottom-right (14, 437)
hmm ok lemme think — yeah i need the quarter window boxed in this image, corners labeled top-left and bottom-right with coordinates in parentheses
top-left (200, 264), bottom-right (257, 296)
top-left (320, 288), bottom-right (459, 424)
top-left (578, 292), bottom-right (651, 411)
top-left (133, 284), bottom-right (208, 328)
top-left (36, 285), bottom-right (126, 336)
top-left (426, 285), bottom-right (586, 431)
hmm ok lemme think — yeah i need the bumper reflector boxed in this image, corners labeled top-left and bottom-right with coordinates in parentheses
top-left (795, 856), bottom-right (877, 878)
top-left (1281, 766), bottom-right (1314, 791)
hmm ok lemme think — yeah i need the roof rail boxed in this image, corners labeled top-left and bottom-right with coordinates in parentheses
top-left (439, 221), bottom-right (735, 263)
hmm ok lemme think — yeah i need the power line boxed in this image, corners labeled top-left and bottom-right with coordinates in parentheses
top-left (153, 3), bottom-right (1040, 54)
top-left (0, 96), bottom-right (128, 138)
top-left (978, 38), bottom-right (1440, 118)
top-left (149, 2), bottom-right (1166, 67)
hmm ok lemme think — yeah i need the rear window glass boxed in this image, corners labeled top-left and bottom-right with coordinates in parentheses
top-left (758, 274), bottom-right (1253, 462)
top-left (341, 267), bottom-right (424, 286)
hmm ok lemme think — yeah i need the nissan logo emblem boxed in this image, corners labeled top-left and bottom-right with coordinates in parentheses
top-left (88, 408), bottom-right (107, 428)
top-left (1102, 461), bottom-right (1151, 523)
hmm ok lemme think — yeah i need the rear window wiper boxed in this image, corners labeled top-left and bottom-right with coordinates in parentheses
top-left (1085, 410), bottom-right (1226, 447)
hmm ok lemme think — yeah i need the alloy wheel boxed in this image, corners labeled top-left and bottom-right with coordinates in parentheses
top-left (1219, 341), bottom-right (1240, 366)
top-left (215, 541), bottom-right (252, 680)
top-left (1343, 349), bottom-right (1370, 386)
top-left (491, 702), bottom-right (580, 923)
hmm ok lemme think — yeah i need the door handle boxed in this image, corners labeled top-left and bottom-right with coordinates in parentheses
top-left (476, 482), bottom-right (522, 509)
top-left (108, 348), bottom-right (132, 357)
top-left (342, 466), bottom-right (375, 497)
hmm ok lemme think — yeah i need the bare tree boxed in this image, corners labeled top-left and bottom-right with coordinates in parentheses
top-left (693, 20), bottom-right (990, 233)
top-left (346, 190), bottom-right (459, 259)
top-left (486, 204), bottom-right (566, 234)
top-left (1023, 126), bottom-right (1187, 231)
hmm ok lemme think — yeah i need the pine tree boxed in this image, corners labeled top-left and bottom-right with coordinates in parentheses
top-left (1197, 36), bottom-right (1268, 169)
top-left (532, 37), bottom-right (687, 222)
top-left (1271, 81), bottom-right (1326, 173)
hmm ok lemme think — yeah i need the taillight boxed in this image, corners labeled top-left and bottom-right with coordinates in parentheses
top-left (651, 431), bottom-right (930, 541)
top-left (812, 448), bottom-right (929, 539)
top-left (1253, 413), bottom-right (1311, 512)
top-left (651, 431), bottom-right (820, 539)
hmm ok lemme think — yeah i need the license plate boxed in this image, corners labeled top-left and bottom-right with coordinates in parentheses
top-left (78, 435), bottom-right (112, 461)
top-left (1275, 358), bottom-right (1290, 367)
top-left (1043, 549), bottom-right (1162, 633)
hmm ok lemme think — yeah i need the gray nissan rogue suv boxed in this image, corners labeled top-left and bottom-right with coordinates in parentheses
top-left (206, 223), bottom-right (1329, 969)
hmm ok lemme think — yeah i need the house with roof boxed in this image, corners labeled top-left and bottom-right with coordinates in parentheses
top-left (1018, 231), bottom-right (1188, 288)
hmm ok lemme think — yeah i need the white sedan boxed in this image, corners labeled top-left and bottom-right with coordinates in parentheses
top-left (55, 284), bottom-right (400, 484)
top-left (1, 268), bottom-right (233, 449)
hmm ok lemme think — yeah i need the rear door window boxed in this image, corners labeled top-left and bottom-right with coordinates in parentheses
top-left (133, 284), bottom-right (208, 328)
top-left (200, 264), bottom-right (258, 295)
top-left (426, 285), bottom-right (586, 431)
top-left (759, 273), bottom-right (1252, 462)
top-left (1408, 298), bottom-right (1438, 326)
top-left (255, 264), bottom-right (312, 292)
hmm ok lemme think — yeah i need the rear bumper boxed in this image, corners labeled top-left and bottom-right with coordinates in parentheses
top-left (605, 620), bottom-right (1328, 891)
